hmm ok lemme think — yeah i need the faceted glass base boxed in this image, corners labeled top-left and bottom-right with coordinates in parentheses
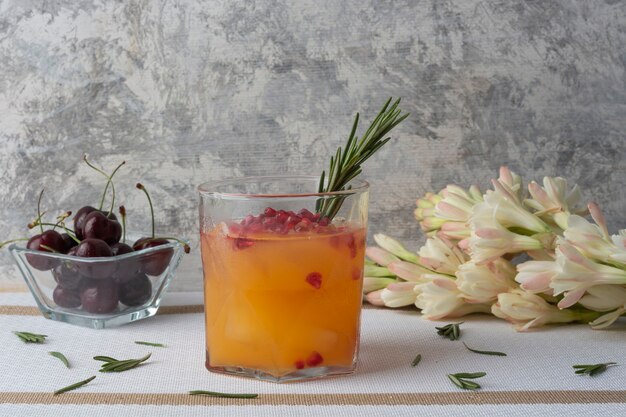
top-left (205, 351), bottom-right (356, 383)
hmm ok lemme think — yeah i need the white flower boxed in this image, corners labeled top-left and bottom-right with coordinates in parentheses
top-left (373, 234), bottom-right (420, 264)
top-left (589, 307), bottom-right (626, 329)
top-left (480, 180), bottom-right (551, 234)
top-left (563, 214), bottom-right (624, 266)
top-left (415, 277), bottom-right (491, 320)
top-left (516, 260), bottom-right (559, 293)
top-left (415, 185), bottom-right (482, 239)
top-left (496, 166), bottom-right (523, 197)
top-left (363, 277), bottom-right (396, 293)
top-left (525, 176), bottom-right (587, 229)
top-left (612, 230), bottom-right (626, 264)
top-left (386, 260), bottom-right (433, 282)
top-left (578, 285), bottom-right (626, 312)
top-left (418, 235), bottom-right (469, 276)
top-left (365, 246), bottom-right (400, 266)
top-left (469, 215), bottom-right (544, 263)
top-left (380, 282), bottom-right (419, 308)
top-left (491, 289), bottom-right (591, 331)
top-left (365, 289), bottom-right (385, 306)
top-left (551, 241), bottom-right (626, 309)
top-left (456, 258), bottom-right (517, 304)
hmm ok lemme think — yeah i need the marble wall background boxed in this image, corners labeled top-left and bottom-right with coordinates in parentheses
top-left (0, 0), bottom-right (624, 291)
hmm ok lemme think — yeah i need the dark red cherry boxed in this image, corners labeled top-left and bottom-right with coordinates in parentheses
top-left (133, 237), bottom-right (173, 276)
top-left (82, 211), bottom-right (122, 245)
top-left (52, 252), bottom-right (83, 290)
top-left (60, 233), bottom-right (78, 253)
top-left (26, 230), bottom-right (65, 271)
top-left (80, 279), bottom-right (119, 314)
top-left (111, 243), bottom-right (141, 283)
top-left (53, 285), bottom-right (81, 308)
top-left (118, 273), bottom-right (152, 307)
top-left (74, 238), bottom-right (115, 280)
top-left (74, 206), bottom-right (117, 240)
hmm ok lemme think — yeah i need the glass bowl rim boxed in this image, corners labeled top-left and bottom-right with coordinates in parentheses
top-left (197, 175), bottom-right (369, 199)
top-left (8, 234), bottom-right (189, 263)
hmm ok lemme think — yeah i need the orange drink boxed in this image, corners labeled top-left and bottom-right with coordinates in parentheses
top-left (198, 176), bottom-right (369, 382)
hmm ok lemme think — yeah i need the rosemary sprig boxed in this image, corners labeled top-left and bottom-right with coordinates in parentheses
top-left (94, 353), bottom-right (151, 372)
top-left (411, 353), bottom-right (422, 367)
top-left (134, 341), bottom-right (166, 348)
top-left (316, 97), bottom-right (409, 218)
top-left (463, 342), bottom-right (507, 357)
top-left (49, 351), bottom-right (71, 368)
top-left (189, 390), bottom-right (258, 399)
top-left (447, 372), bottom-right (486, 390)
top-left (573, 362), bottom-right (616, 376)
top-left (54, 376), bottom-right (96, 395)
top-left (435, 322), bottom-right (463, 341)
top-left (13, 331), bottom-right (47, 343)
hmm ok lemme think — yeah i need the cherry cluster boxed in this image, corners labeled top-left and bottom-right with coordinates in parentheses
top-left (3, 157), bottom-right (189, 315)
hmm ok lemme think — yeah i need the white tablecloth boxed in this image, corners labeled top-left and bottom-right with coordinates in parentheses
top-left (1, 291), bottom-right (625, 417)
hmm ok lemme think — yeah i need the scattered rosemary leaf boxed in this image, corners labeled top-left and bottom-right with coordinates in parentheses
top-left (573, 362), bottom-right (617, 376)
top-left (435, 322), bottom-right (463, 341)
top-left (447, 372), bottom-right (486, 390)
top-left (135, 341), bottom-right (166, 348)
top-left (96, 353), bottom-right (151, 372)
top-left (463, 342), bottom-right (507, 357)
top-left (49, 351), bottom-right (70, 368)
top-left (53, 376), bottom-right (96, 395)
top-left (411, 354), bottom-right (422, 367)
top-left (13, 331), bottom-right (47, 344)
top-left (189, 390), bottom-right (258, 399)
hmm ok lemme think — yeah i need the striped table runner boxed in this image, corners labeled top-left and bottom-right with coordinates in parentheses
top-left (1, 291), bottom-right (625, 416)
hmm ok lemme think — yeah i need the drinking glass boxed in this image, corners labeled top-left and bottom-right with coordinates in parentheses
top-left (198, 175), bottom-right (369, 382)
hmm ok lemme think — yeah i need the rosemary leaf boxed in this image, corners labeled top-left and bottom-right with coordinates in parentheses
top-left (53, 376), bottom-right (96, 395)
top-left (411, 354), bottom-right (422, 367)
top-left (93, 356), bottom-right (118, 363)
top-left (13, 331), bottom-right (47, 343)
top-left (135, 341), bottom-right (166, 348)
top-left (96, 353), bottom-right (151, 372)
top-left (189, 390), bottom-right (258, 399)
top-left (573, 362), bottom-right (616, 376)
top-left (49, 351), bottom-right (70, 368)
top-left (317, 97), bottom-right (409, 218)
top-left (435, 322), bottom-right (463, 341)
top-left (463, 342), bottom-right (507, 357)
top-left (448, 372), bottom-right (486, 390)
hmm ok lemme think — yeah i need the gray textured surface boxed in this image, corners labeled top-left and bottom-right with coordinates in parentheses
top-left (0, 0), bottom-right (624, 291)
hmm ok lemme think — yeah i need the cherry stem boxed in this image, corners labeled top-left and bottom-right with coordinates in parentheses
top-left (136, 183), bottom-right (155, 238)
top-left (60, 222), bottom-right (81, 244)
top-left (0, 238), bottom-right (30, 249)
top-left (36, 189), bottom-right (45, 234)
top-left (28, 211), bottom-right (47, 229)
top-left (39, 244), bottom-right (59, 253)
top-left (29, 222), bottom-right (75, 233)
top-left (83, 155), bottom-right (126, 215)
top-left (119, 206), bottom-right (127, 243)
top-left (54, 211), bottom-right (72, 231)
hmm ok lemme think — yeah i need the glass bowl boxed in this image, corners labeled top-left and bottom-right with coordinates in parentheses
top-left (8, 232), bottom-right (187, 329)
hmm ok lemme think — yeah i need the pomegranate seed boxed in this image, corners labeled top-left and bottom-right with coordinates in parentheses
top-left (264, 207), bottom-right (277, 217)
top-left (263, 217), bottom-right (278, 228)
top-left (235, 237), bottom-right (255, 250)
top-left (306, 272), bottom-right (322, 289)
top-left (312, 213), bottom-right (321, 222)
top-left (352, 267), bottom-right (362, 280)
top-left (298, 208), bottom-right (315, 220)
top-left (294, 221), bottom-right (310, 232)
top-left (248, 222), bottom-right (263, 233)
top-left (276, 212), bottom-right (289, 223)
top-left (306, 351), bottom-right (324, 367)
top-left (318, 217), bottom-right (330, 226)
top-left (347, 234), bottom-right (357, 258)
top-left (286, 215), bottom-right (302, 225)
top-left (294, 360), bottom-right (305, 370)
top-left (241, 214), bottom-right (255, 226)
